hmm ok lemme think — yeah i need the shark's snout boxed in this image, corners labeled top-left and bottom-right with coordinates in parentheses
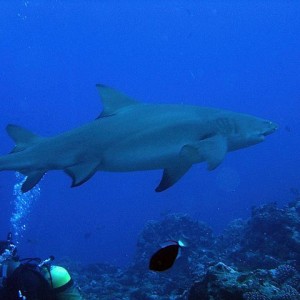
top-left (262, 121), bottom-right (278, 136)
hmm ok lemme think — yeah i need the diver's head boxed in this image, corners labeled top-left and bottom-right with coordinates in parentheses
top-left (0, 233), bottom-right (18, 263)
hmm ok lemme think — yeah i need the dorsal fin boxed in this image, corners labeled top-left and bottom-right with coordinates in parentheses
top-left (96, 84), bottom-right (138, 118)
top-left (6, 124), bottom-right (41, 153)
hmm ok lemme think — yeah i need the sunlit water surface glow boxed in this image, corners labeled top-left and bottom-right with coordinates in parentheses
top-left (10, 172), bottom-right (41, 244)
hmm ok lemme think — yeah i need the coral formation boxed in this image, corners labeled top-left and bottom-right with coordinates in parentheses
top-left (63, 200), bottom-right (300, 299)
top-left (216, 201), bottom-right (300, 270)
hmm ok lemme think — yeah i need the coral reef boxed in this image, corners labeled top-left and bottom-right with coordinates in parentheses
top-left (216, 200), bottom-right (300, 270)
top-left (63, 200), bottom-right (300, 299)
top-left (188, 262), bottom-right (300, 300)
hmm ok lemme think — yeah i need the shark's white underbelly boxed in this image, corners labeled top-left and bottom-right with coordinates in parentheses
top-left (85, 119), bottom-right (199, 172)
top-left (100, 143), bottom-right (182, 172)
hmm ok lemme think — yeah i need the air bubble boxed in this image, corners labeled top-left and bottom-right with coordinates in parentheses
top-left (10, 172), bottom-right (41, 244)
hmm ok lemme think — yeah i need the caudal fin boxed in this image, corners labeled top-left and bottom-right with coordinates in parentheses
top-left (21, 172), bottom-right (44, 193)
top-left (2, 125), bottom-right (45, 192)
top-left (6, 124), bottom-right (42, 153)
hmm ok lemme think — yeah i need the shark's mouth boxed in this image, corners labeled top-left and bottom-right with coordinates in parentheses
top-left (263, 122), bottom-right (278, 136)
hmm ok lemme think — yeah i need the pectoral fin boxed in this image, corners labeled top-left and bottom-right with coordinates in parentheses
top-left (65, 162), bottom-right (99, 187)
top-left (156, 135), bottom-right (227, 192)
top-left (155, 162), bottom-right (192, 192)
top-left (181, 135), bottom-right (228, 170)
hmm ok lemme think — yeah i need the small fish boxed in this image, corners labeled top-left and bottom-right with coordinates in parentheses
top-left (149, 240), bottom-right (185, 271)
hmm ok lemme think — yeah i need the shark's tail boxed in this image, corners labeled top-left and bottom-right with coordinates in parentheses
top-left (6, 124), bottom-right (41, 153)
top-left (0, 124), bottom-right (45, 193)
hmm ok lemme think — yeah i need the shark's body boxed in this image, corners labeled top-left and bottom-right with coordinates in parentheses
top-left (0, 84), bottom-right (277, 192)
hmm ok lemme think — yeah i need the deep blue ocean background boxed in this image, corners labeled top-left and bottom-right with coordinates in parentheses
top-left (0, 1), bottom-right (299, 267)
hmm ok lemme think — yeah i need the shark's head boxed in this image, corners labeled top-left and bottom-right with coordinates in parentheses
top-left (227, 114), bottom-right (278, 150)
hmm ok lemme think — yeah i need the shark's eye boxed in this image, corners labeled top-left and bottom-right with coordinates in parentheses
top-left (200, 133), bottom-right (214, 140)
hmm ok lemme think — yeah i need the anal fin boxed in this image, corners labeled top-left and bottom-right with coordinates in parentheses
top-left (64, 162), bottom-right (99, 187)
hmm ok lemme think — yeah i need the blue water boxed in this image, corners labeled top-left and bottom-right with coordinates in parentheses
top-left (0, 1), bottom-right (299, 267)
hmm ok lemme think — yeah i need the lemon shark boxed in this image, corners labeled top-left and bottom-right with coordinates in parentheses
top-left (0, 84), bottom-right (277, 193)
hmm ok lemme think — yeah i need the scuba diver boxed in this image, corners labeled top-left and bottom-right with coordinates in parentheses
top-left (0, 233), bottom-right (83, 300)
